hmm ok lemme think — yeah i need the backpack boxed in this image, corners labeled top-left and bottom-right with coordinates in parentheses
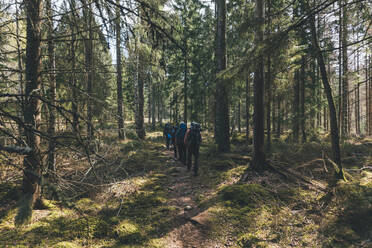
top-left (189, 123), bottom-right (201, 146)
top-left (164, 123), bottom-right (171, 135)
top-left (176, 123), bottom-right (187, 144)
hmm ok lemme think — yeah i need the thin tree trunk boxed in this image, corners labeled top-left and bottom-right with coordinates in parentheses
top-left (15, 1), bottom-right (24, 143)
top-left (301, 56), bottom-right (306, 143)
top-left (151, 80), bottom-right (156, 130)
top-left (355, 42), bottom-right (360, 134)
top-left (338, 1), bottom-right (342, 135)
top-left (266, 0), bottom-right (272, 150)
top-left (148, 87), bottom-right (151, 124)
top-left (308, 7), bottom-right (345, 180)
top-left (238, 100), bottom-right (241, 133)
top-left (83, 0), bottom-right (94, 139)
top-left (136, 43), bottom-right (145, 139)
top-left (184, 43), bottom-right (188, 124)
top-left (293, 70), bottom-right (300, 143)
top-left (69, 0), bottom-right (79, 131)
top-left (116, 1), bottom-right (125, 139)
top-left (276, 95), bottom-right (281, 138)
top-left (341, 0), bottom-right (349, 137)
top-left (366, 54), bottom-right (369, 134)
top-left (46, 0), bottom-right (56, 173)
top-left (21, 0), bottom-right (43, 222)
top-left (215, 0), bottom-right (230, 152)
top-left (245, 72), bottom-right (250, 141)
top-left (369, 55), bottom-right (372, 135)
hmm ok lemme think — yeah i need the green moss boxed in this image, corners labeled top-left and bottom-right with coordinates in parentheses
top-left (74, 198), bottom-right (100, 214)
top-left (237, 233), bottom-right (268, 248)
top-left (219, 184), bottom-right (271, 207)
top-left (114, 220), bottom-right (143, 244)
top-left (53, 241), bottom-right (82, 248)
top-left (212, 159), bottom-right (236, 171)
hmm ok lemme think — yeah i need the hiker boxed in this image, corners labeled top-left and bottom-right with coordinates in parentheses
top-left (163, 123), bottom-right (171, 149)
top-left (176, 122), bottom-right (187, 164)
top-left (185, 122), bottom-right (202, 176)
top-left (171, 125), bottom-right (178, 159)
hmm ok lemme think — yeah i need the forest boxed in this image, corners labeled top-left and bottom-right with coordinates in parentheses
top-left (0, 0), bottom-right (371, 247)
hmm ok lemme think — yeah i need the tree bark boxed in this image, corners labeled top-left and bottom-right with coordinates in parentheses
top-left (83, 0), bottom-right (94, 140)
top-left (301, 56), bottom-right (306, 143)
top-left (341, 0), bottom-right (349, 137)
top-left (293, 70), bottom-right (300, 143)
top-left (69, 1), bottom-right (79, 131)
top-left (251, 0), bottom-right (265, 170)
top-left (308, 7), bottom-right (345, 180)
top-left (184, 42), bottom-right (188, 124)
top-left (15, 1), bottom-right (24, 143)
top-left (245, 73), bottom-right (250, 141)
top-left (116, 1), bottom-right (125, 139)
top-left (215, 0), bottom-right (230, 152)
top-left (46, 0), bottom-right (56, 173)
top-left (23, 0), bottom-right (43, 212)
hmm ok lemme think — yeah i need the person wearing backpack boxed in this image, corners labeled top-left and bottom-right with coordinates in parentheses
top-left (171, 125), bottom-right (178, 159)
top-left (163, 123), bottom-right (171, 149)
top-left (185, 122), bottom-right (202, 176)
top-left (176, 122), bottom-right (187, 164)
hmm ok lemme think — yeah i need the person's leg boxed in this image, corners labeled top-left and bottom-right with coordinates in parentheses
top-left (181, 144), bottom-right (186, 164)
top-left (187, 145), bottom-right (192, 170)
top-left (166, 137), bottom-right (170, 149)
top-left (193, 146), bottom-right (199, 176)
top-left (173, 141), bottom-right (177, 158)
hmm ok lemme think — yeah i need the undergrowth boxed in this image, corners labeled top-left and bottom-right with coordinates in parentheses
top-left (0, 129), bottom-right (371, 247)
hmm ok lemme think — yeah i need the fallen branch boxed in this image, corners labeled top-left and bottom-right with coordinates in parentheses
top-left (0, 144), bottom-right (33, 155)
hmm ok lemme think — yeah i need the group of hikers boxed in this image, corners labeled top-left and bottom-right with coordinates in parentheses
top-left (163, 122), bottom-right (202, 176)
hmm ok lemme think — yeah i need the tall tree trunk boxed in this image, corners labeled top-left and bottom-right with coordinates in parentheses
top-left (15, 1), bottom-right (24, 143)
top-left (20, 0), bottom-right (43, 224)
top-left (238, 100), bottom-right (241, 133)
top-left (355, 42), bottom-right (360, 134)
top-left (136, 43), bottom-right (145, 139)
top-left (215, 0), bottom-right (230, 152)
top-left (83, 0), bottom-right (94, 139)
top-left (338, 2), bottom-right (342, 135)
top-left (46, 0), bottom-right (56, 173)
top-left (184, 43), bottom-right (188, 124)
top-left (148, 87), bottom-right (151, 124)
top-left (293, 70), bottom-right (300, 143)
top-left (251, 0), bottom-right (265, 170)
top-left (151, 80), bottom-right (156, 130)
top-left (276, 95), bottom-right (281, 138)
top-left (116, 1), bottom-right (125, 139)
top-left (366, 54), bottom-right (369, 134)
top-left (301, 56), bottom-right (306, 143)
top-left (69, 0), bottom-right (79, 131)
top-left (308, 7), bottom-right (345, 180)
top-left (266, 0), bottom-right (272, 150)
top-left (341, 0), bottom-right (349, 137)
top-left (369, 55), bottom-right (372, 135)
top-left (245, 73), bottom-right (251, 141)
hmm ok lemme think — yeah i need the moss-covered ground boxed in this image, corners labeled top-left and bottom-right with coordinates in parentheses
top-left (0, 128), bottom-right (371, 247)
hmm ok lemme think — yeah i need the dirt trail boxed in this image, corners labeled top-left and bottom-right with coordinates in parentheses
top-left (161, 149), bottom-right (224, 248)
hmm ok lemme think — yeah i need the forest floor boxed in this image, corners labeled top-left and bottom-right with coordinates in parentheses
top-left (0, 127), bottom-right (372, 248)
